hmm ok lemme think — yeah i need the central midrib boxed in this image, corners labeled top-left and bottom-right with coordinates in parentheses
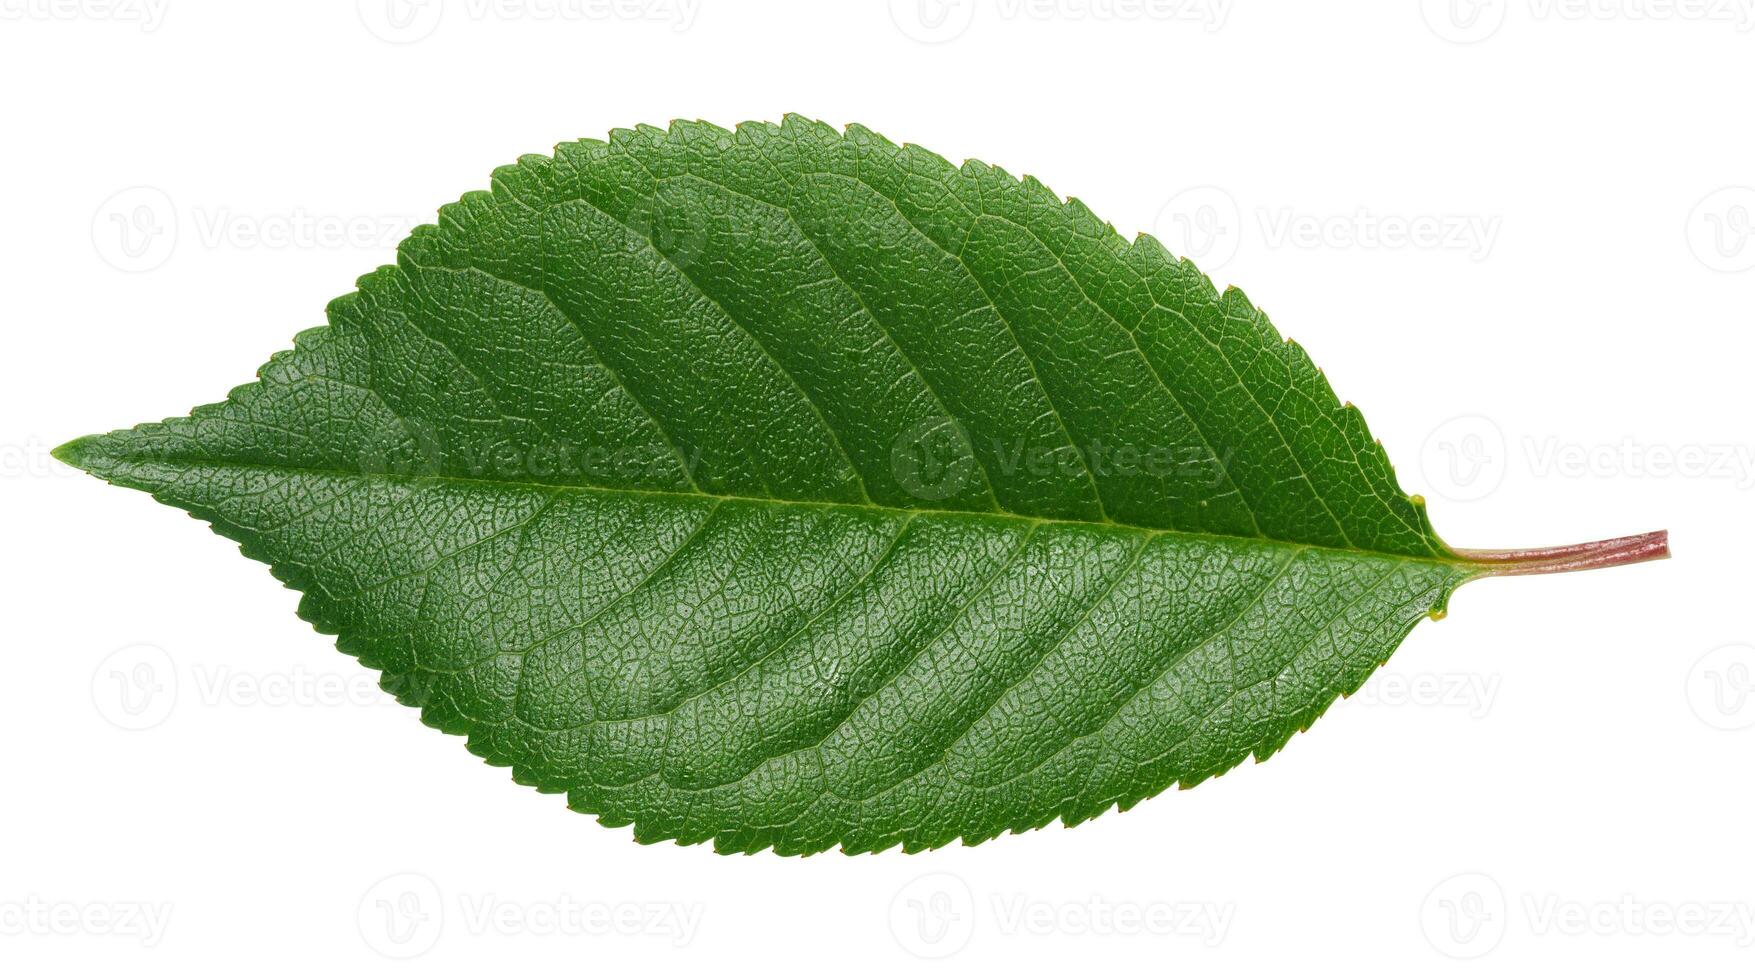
top-left (96, 445), bottom-right (1473, 571)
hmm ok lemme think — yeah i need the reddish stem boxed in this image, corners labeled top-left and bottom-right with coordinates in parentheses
top-left (1453, 530), bottom-right (1670, 577)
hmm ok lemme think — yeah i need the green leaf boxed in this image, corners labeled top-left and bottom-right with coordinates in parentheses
top-left (57, 116), bottom-right (1666, 855)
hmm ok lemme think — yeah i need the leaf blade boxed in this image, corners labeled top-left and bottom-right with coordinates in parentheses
top-left (61, 116), bottom-right (1613, 853)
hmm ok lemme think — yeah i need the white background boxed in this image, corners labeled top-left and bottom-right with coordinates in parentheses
top-left (3, 0), bottom-right (1751, 975)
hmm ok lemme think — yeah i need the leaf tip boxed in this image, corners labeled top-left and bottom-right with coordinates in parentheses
top-left (52, 433), bottom-right (105, 474)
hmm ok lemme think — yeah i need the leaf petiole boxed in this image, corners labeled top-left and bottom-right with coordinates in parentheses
top-left (1455, 530), bottom-right (1670, 576)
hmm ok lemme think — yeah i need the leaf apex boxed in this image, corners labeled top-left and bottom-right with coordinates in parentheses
top-left (51, 433), bottom-right (103, 472)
